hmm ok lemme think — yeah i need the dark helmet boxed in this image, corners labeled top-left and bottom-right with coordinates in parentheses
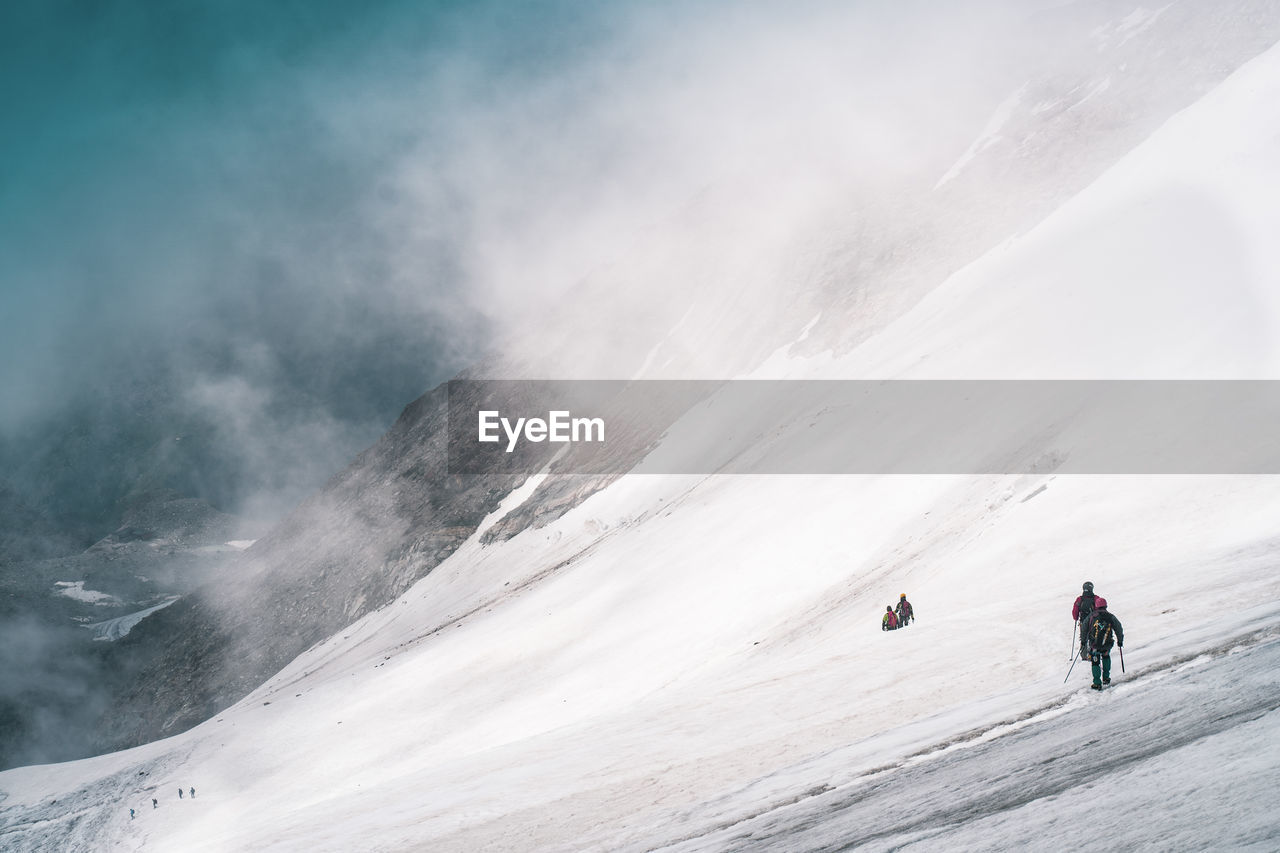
top-left (1082, 581), bottom-right (1094, 593)
top-left (887, 606), bottom-right (893, 612)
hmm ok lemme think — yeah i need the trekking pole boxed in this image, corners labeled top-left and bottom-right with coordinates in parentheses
top-left (1063, 652), bottom-right (1080, 684)
top-left (1068, 622), bottom-right (1078, 661)
top-left (1119, 646), bottom-right (1125, 673)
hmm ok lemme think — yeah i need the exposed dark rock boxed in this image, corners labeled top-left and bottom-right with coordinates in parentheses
top-left (92, 380), bottom-right (559, 753)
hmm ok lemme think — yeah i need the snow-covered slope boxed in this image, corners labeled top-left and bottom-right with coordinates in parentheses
top-left (5, 16), bottom-right (1280, 853)
top-left (754, 28), bottom-right (1280, 382)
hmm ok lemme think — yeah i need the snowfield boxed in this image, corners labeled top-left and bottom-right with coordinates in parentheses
top-left (85, 598), bottom-right (181, 643)
top-left (4, 474), bottom-right (1279, 851)
top-left (52, 582), bottom-right (122, 607)
top-left (4, 14), bottom-right (1280, 853)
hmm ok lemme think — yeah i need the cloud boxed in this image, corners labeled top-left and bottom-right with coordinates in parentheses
top-left (0, 0), bottom-right (1107, 524)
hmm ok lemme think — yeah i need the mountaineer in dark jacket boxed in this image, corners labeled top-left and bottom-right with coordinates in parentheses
top-left (895, 594), bottom-right (914, 627)
top-left (1083, 598), bottom-right (1124, 690)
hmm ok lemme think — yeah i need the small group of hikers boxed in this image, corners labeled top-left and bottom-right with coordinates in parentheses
top-left (881, 594), bottom-right (914, 630)
top-left (1072, 581), bottom-right (1124, 690)
top-left (877, 583), bottom-right (1125, 691)
top-left (130, 788), bottom-right (195, 819)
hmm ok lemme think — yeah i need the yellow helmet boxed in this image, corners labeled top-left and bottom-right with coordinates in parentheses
top-left (900, 593), bottom-right (907, 599)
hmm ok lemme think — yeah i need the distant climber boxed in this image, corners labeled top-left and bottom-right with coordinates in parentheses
top-left (130, 808), bottom-right (136, 820)
top-left (190, 787), bottom-right (196, 799)
top-left (895, 594), bottom-right (914, 627)
top-left (1083, 598), bottom-right (1124, 690)
top-left (178, 788), bottom-right (184, 799)
top-left (1072, 581), bottom-right (1099, 660)
top-left (882, 606), bottom-right (898, 631)
top-left (152, 798), bottom-right (158, 809)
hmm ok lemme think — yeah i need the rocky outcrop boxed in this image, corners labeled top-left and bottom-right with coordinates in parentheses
top-left (93, 381), bottom-right (558, 752)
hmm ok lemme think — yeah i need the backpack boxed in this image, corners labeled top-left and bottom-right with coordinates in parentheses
top-left (1088, 612), bottom-right (1114, 651)
top-left (1077, 592), bottom-right (1096, 623)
